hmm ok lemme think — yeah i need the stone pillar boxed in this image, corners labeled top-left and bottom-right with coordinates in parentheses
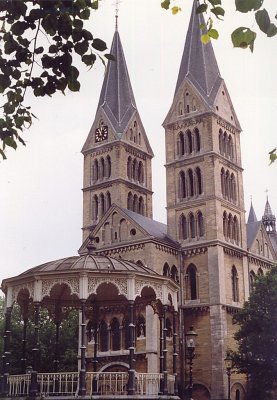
top-left (78, 300), bottom-right (86, 396)
top-left (30, 302), bottom-right (40, 397)
top-left (1, 306), bottom-right (12, 396)
top-left (53, 321), bottom-right (61, 373)
top-left (127, 300), bottom-right (135, 395)
top-left (92, 307), bottom-right (98, 395)
top-left (159, 315), bottom-right (164, 394)
top-left (21, 317), bottom-right (28, 374)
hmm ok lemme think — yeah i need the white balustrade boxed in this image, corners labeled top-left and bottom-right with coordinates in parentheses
top-left (38, 372), bottom-right (79, 396)
top-left (88, 372), bottom-right (128, 395)
top-left (8, 374), bottom-right (30, 397)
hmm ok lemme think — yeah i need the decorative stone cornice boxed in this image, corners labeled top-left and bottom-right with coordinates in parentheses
top-left (182, 305), bottom-right (209, 314)
top-left (216, 117), bottom-right (238, 134)
top-left (248, 255), bottom-right (273, 269)
top-left (222, 304), bottom-right (240, 315)
top-left (182, 246), bottom-right (208, 257)
top-left (168, 116), bottom-right (204, 131)
top-left (223, 246), bottom-right (244, 259)
top-left (99, 243), bottom-right (145, 256)
top-left (155, 243), bottom-right (179, 255)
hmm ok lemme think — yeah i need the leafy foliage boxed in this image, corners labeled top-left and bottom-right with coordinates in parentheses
top-left (0, 297), bottom-right (79, 374)
top-left (232, 266), bottom-right (277, 400)
top-left (0, 0), bottom-right (114, 159)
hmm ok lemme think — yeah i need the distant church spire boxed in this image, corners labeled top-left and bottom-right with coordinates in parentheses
top-left (262, 195), bottom-right (276, 232)
top-left (247, 200), bottom-right (258, 224)
top-left (174, 0), bottom-right (222, 105)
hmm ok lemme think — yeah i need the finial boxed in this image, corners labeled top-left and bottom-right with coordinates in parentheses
top-left (114, 0), bottom-right (121, 31)
top-left (250, 194), bottom-right (252, 203)
top-left (86, 232), bottom-right (97, 255)
top-left (265, 189), bottom-right (269, 201)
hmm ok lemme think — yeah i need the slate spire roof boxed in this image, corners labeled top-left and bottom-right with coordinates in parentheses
top-left (247, 201), bottom-right (258, 223)
top-left (174, 0), bottom-right (223, 105)
top-left (97, 30), bottom-right (137, 135)
top-left (263, 197), bottom-right (274, 218)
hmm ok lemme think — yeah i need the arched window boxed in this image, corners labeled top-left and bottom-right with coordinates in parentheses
top-left (86, 320), bottom-right (93, 342)
top-left (105, 191), bottom-right (111, 212)
top-left (227, 213), bottom-right (233, 240)
top-left (188, 169), bottom-right (194, 196)
top-left (232, 266), bottom-right (239, 302)
top-left (163, 263), bottom-right (170, 277)
top-left (228, 135), bottom-right (234, 160)
top-left (194, 128), bottom-right (200, 152)
top-left (127, 156), bottom-right (132, 179)
top-left (178, 132), bottom-right (185, 156)
top-left (123, 318), bottom-right (130, 350)
top-left (93, 159), bottom-right (99, 182)
top-left (119, 218), bottom-right (128, 241)
top-left (92, 195), bottom-right (98, 221)
top-left (197, 211), bottom-right (205, 237)
top-left (225, 170), bottom-right (230, 200)
top-left (166, 318), bottom-right (172, 338)
top-left (186, 130), bottom-right (193, 154)
top-left (105, 156), bottom-right (111, 178)
top-left (221, 168), bottom-right (226, 198)
top-left (171, 265), bottom-right (179, 282)
top-left (99, 193), bottom-right (105, 217)
top-left (257, 268), bottom-right (264, 276)
top-left (179, 171), bottom-right (186, 199)
top-left (189, 213), bottom-right (196, 238)
top-left (136, 315), bottom-right (145, 338)
top-left (223, 211), bottom-right (228, 238)
top-left (127, 192), bottom-right (133, 210)
top-left (138, 196), bottom-right (144, 215)
top-left (178, 102), bottom-right (183, 116)
top-left (133, 194), bottom-right (138, 213)
top-left (138, 132), bottom-right (141, 145)
top-left (186, 264), bottom-right (198, 300)
top-left (249, 270), bottom-right (255, 294)
top-left (179, 214), bottom-right (187, 240)
top-left (110, 318), bottom-right (121, 351)
top-left (99, 157), bottom-right (105, 180)
top-left (235, 389), bottom-right (240, 400)
top-left (195, 167), bottom-right (203, 195)
top-left (138, 162), bottom-right (144, 184)
top-left (233, 216), bottom-right (239, 244)
top-left (99, 320), bottom-right (109, 352)
top-left (223, 131), bottom-right (228, 156)
top-left (230, 173), bottom-right (237, 202)
top-left (132, 159), bottom-right (137, 181)
top-left (130, 128), bottom-right (133, 141)
top-left (219, 129), bottom-right (223, 154)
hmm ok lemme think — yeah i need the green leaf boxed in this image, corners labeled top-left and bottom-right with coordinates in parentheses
top-left (201, 34), bottom-right (210, 44)
top-left (4, 136), bottom-right (17, 150)
top-left (235, 0), bottom-right (263, 13)
top-left (91, 1), bottom-right (99, 10)
top-left (73, 19), bottom-right (83, 29)
top-left (74, 41), bottom-right (89, 56)
top-left (266, 23), bottom-right (277, 37)
top-left (0, 148), bottom-right (7, 159)
top-left (11, 21), bottom-right (28, 36)
top-left (211, 6), bottom-right (225, 18)
top-left (104, 53), bottom-right (116, 61)
top-left (0, 74), bottom-right (11, 93)
top-left (69, 66), bottom-right (79, 80)
top-left (68, 79), bottom-right (80, 92)
top-left (82, 29), bottom-right (93, 41)
top-left (34, 46), bottom-right (44, 54)
top-left (49, 44), bottom-right (58, 53)
top-left (255, 9), bottom-right (271, 34)
top-left (208, 0), bottom-right (222, 5)
top-left (161, 0), bottom-right (170, 10)
top-left (92, 38), bottom-right (107, 51)
top-left (171, 6), bottom-right (181, 15)
top-left (208, 28), bottom-right (219, 39)
top-left (196, 4), bottom-right (208, 14)
top-left (82, 53), bottom-right (96, 66)
top-left (231, 27), bottom-right (257, 51)
top-left (269, 149), bottom-right (277, 164)
top-left (80, 9), bottom-right (90, 20)
top-left (12, 68), bottom-right (21, 80)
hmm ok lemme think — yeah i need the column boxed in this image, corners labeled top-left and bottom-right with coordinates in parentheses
top-left (162, 305), bottom-right (168, 395)
top-left (78, 300), bottom-right (86, 395)
top-left (127, 300), bottom-right (135, 395)
top-left (173, 310), bottom-right (178, 395)
top-left (29, 302), bottom-right (40, 397)
top-left (53, 321), bottom-right (61, 373)
top-left (1, 306), bottom-right (12, 396)
top-left (21, 317), bottom-right (28, 374)
top-left (92, 307), bottom-right (98, 395)
top-left (159, 315), bottom-right (164, 394)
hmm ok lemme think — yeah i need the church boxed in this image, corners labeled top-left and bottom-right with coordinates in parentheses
top-left (1, 1), bottom-right (276, 400)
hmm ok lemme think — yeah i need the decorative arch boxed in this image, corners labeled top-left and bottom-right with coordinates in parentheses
top-left (110, 317), bottom-right (121, 351)
top-left (179, 214), bottom-right (187, 240)
top-left (170, 265), bottom-right (179, 283)
top-left (105, 155), bottom-right (111, 178)
top-left (232, 266), bottom-right (239, 302)
top-left (179, 171), bottom-right (186, 199)
top-left (197, 211), bottom-right (205, 237)
top-left (189, 213), bottom-right (196, 238)
top-left (186, 130), bottom-right (193, 154)
top-left (127, 192), bottom-right (133, 210)
top-left (178, 131), bottom-right (185, 156)
top-left (186, 264), bottom-right (198, 300)
top-left (127, 156), bottom-right (132, 179)
top-left (163, 263), bottom-right (170, 277)
top-left (138, 196), bottom-right (144, 215)
top-left (194, 128), bottom-right (200, 151)
top-left (188, 169), bottom-right (194, 196)
top-left (195, 167), bottom-right (203, 195)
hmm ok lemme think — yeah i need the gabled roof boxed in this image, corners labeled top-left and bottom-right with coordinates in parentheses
top-left (174, 0), bottom-right (223, 106)
top-left (247, 201), bottom-right (258, 224)
top-left (96, 30), bottom-right (137, 136)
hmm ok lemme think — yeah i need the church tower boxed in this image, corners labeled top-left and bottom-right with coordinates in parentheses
top-left (82, 28), bottom-right (154, 240)
top-left (164, 2), bottom-right (249, 398)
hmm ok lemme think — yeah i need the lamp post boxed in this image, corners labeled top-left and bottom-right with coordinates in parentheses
top-left (224, 352), bottom-right (233, 400)
top-left (185, 326), bottom-right (197, 400)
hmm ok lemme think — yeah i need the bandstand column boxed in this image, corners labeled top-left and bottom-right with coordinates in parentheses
top-left (1, 306), bottom-right (12, 396)
top-left (30, 302), bottom-right (40, 397)
top-left (159, 314), bottom-right (164, 394)
top-left (21, 317), bottom-right (28, 374)
top-left (173, 310), bottom-right (178, 395)
top-left (53, 320), bottom-right (61, 373)
top-left (92, 306), bottom-right (98, 395)
top-left (78, 299), bottom-right (87, 395)
top-left (127, 300), bottom-right (135, 395)
top-left (162, 305), bottom-right (168, 395)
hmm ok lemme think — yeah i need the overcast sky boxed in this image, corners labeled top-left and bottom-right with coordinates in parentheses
top-left (0, 0), bottom-right (276, 286)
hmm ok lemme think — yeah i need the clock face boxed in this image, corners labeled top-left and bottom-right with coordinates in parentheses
top-left (95, 125), bottom-right (108, 143)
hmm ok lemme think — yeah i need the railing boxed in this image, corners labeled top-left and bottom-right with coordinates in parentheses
top-left (6, 371), bottom-right (175, 397)
top-left (38, 372), bottom-right (79, 396)
top-left (87, 372), bottom-right (128, 395)
top-left (8, 374), bottom-right (30, 397)
top-left (136, 372), bottom-right (162, 395)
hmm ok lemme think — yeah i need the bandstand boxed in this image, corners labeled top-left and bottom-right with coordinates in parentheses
top-left (0, 240), bottom-right (180, 399)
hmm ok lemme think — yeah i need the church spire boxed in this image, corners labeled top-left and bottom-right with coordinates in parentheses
top-left (262, 196), bottom-right (276, 232)
top-left (247, 201), bottom-right (258, 224)
top-left (174, 0), bottom-right (222, 105)
top-left (97, 30), bottom-right (137, 135)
